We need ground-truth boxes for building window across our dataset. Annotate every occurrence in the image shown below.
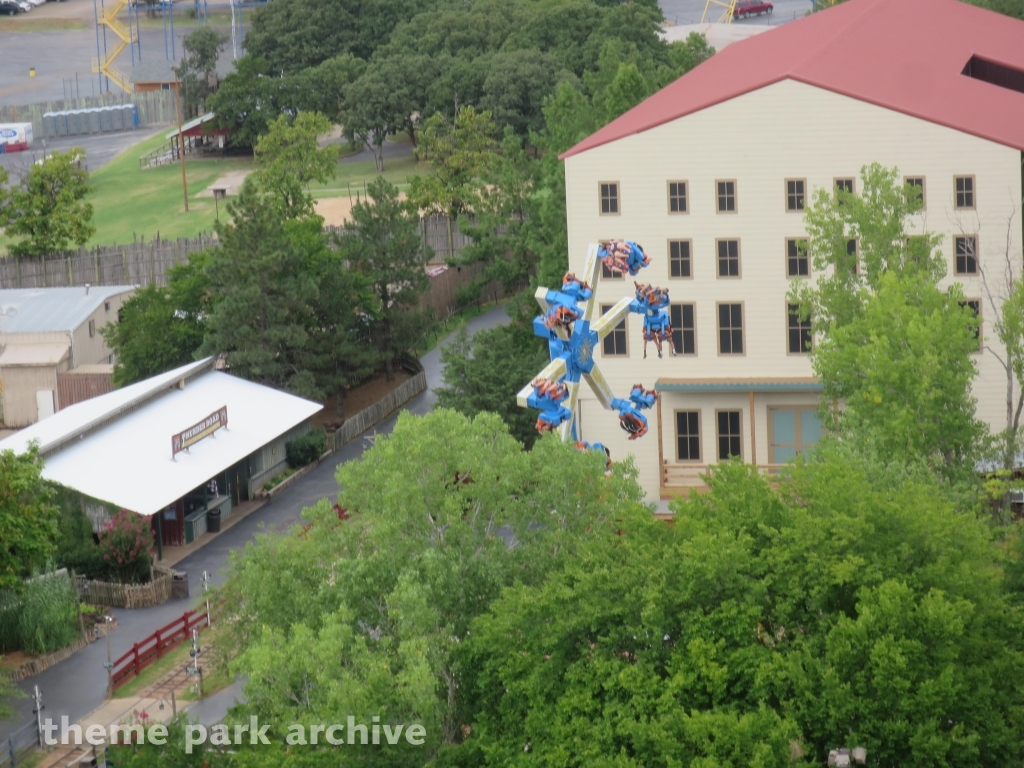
[955,176,975,209]
[787,303,812,354]
[104,301,111,312]
[787,238,809,277]
[961,299,982,351]
[676,410,701,462]
[88,319,96,338]
[669,240,692,278]
[717,239,740,278]
[668,181,688,214]
[601,303,627,356]
[716,180,736,213]
[600,242,623,279]
[786,179,806,211]
[769,407,822,464]
[835,178,854,195]
[601,262,624,279]
[718,302,744,355]
[954,235,978,275]
[670,303,696,355]
[599,182,619,215]
[905,176,926,209]
[846,239,859,275]
[716,410,742,460]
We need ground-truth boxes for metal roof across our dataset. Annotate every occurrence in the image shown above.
[0,359,323,516]
[0,286,135,335]
[166,112,215,140]
[563,0,1024,159]
[0,343,70,366]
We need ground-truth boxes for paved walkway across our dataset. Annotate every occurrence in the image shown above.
[0,304,511,743]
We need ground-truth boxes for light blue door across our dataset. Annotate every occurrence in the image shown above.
[770,407,822,464]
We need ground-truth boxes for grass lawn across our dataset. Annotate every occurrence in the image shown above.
[113,640,191,699]
[84,133,254,246]
[136,12,234,28]
[113,625,233,701]
[0,18,88,31]
[0,133,431,254]
[311,154,428,197]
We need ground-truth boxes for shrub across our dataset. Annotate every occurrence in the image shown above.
[98,510,153,584]
[18,570,79,655]
[286,429,325,468]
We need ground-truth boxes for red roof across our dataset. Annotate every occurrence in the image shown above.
[562,0,1024,159]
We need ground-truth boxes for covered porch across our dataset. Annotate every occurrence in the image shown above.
[655,377,826,498]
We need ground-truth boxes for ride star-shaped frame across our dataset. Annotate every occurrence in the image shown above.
[516,243,639,441]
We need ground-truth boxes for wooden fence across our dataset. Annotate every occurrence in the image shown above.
[332,357,427,451]
[76,565,175,609]
[110,607,211,693]
[57,371,114,410]
[0,234,217,289]
[0,90,179,142]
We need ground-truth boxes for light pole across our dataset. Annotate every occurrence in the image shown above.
[103,615,114,698]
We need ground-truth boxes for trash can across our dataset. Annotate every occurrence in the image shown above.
[207,508,221,533]
[171,571,189,599]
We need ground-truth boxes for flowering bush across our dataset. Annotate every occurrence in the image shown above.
[98,510,153,584]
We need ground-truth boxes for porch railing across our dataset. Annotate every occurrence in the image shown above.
[662,463,789,489]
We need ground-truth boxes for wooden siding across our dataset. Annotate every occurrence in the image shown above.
[564,79,1023,498]
[57,372,114,411]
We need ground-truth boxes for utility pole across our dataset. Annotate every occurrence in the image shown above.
[103,615,114,698]
[174,76,189,212]
[32,686,43,747]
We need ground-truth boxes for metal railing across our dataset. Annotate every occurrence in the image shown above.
[662,463,789,488]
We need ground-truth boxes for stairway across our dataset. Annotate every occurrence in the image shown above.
[92,0,137,94]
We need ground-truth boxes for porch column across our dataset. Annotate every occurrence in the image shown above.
[749,390,756,465]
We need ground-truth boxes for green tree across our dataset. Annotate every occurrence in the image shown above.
[467,450,1024,767]
[408,106,495,262]
[293,219,381,415]
[200,179,319,394]
[243,0,423,73]
[2,149,94,258]
[436,307,549,447]
[342,56,435,171]
[335,177,430,376]
[253,112,340,217]
[101,252,211,387]
[454,128,539,294]
[174,27,228,115]
[792,164,985,470]
[0,446,58,590]
[217,409,648,764]
[208,56,285,148]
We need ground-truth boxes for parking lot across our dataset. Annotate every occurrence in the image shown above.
[660,0,812,26]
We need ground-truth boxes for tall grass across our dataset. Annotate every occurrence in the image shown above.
[0,569,80,656]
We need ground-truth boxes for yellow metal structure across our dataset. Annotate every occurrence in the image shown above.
[701,0,738,23]
[92,0,136,93]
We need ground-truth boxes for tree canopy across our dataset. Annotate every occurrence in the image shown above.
[1,149,95,258]
[101,252,212,387]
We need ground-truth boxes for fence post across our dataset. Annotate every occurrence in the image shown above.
[133,642,140,679]
[8,735,15,766]
[155,628,162,659]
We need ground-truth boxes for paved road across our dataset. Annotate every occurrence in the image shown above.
[0,127,166,180]
[659,0,812,26]
[0,304,511,741]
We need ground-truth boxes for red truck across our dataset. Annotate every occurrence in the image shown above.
[734,0,773,17]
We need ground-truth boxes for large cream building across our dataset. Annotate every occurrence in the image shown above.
[560,0,1024,500]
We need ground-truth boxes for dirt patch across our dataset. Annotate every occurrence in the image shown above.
[314,191,409,227]
[0,650,32,670]
[197,169,251,198]
[312,368,413,432]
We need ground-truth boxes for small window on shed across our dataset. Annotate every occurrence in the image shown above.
[88,319,96,338]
